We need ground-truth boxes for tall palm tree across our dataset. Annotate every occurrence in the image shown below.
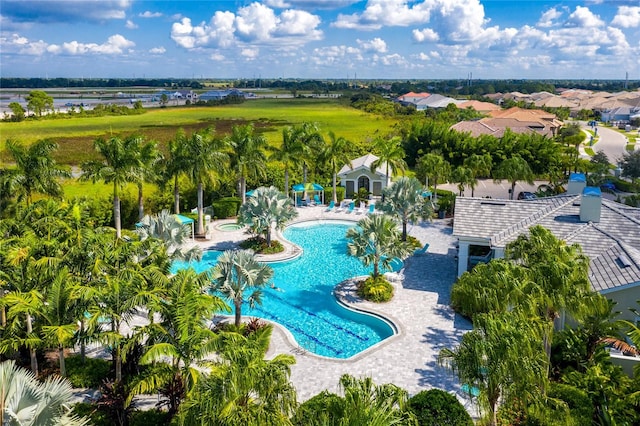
[130,136,161,221]
[320,131,352,204]
[463,154,493,197]
[227,124,268,204]
[0,360,89,426]
[380,177,433,242]
[211,249,273,328]
[269,126,302,195]
[451,166,474,196]
[184,129,228,235]
[2,139,70,206]
[370,136,407,187]
[128,268,229,415]
[291,122,324,192]
[346,215,412,278]
[163,129,192,215]
[237,186,298,247]
[178,327,297,426]
[415,153,451,201]
[493,156,534,200]
[81,136,142,239]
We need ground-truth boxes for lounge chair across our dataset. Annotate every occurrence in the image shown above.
[313,195,322,205]
[335,200,346,212]
[414,243,430,256]
[367,204,376,215]
[355,202,365,214]
[346,201,355,213]
[325,200,335,212]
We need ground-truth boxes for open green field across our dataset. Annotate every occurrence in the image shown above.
[1,98,398,165]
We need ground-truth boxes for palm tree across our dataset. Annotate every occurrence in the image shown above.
[130,136,161,221]
[128,268,229,415]
[338,374,415,426]
[320,132,352,204]
[464,154,493,197]
[0,360,89,426]
[163,129,192,215]
[292,122,324,192]
[370,136,407,187]
[227,124,268,204]
[2,139,70,206]
[184,129,228,235]
[269,126,302,194]
[380,177,432,241]
[211,249,274,328]
[415,153,451,201]
[346,215,413,278]
[136,209,202,261]
[451,166,474,196]
[178,327,297,426]
[81,136,142,239]
[237,186,298,247]
[493,156,534,200]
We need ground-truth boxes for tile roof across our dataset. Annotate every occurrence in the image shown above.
[337,153,387,177]
[457,100,502,112]
[453,195,640,292]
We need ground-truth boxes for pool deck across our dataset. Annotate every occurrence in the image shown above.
[196,205,473,403]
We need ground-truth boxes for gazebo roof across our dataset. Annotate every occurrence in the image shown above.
[338,153,388,177]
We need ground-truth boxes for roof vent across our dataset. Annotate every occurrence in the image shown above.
[567,173,587,195]
[580,186,601,223]
[480,201,506,206]
[617,255,632,268]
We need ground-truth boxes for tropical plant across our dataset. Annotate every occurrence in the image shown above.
[211,249,274,327]
[269,126,302,194]
[407,389,473,426]
[319,131,353,204]
[370,136,407,186]
[0,360,89,426]
[493,156,534,200]
[130,137,161,221]
[25,90,54,117]
[415,153,451,201]
[237,186,298,247]
[81,136,143,239]
[463,154,493,197]
[2,139,70,206]
[227,124,268,204]
[451,166,474,196]
[380,177,433,241]
[178,327,297,426]
[163,129,192,214]
[346,214,412,278]
[291,122,324,191]
[184,129,228,235]
[136,209,202,261]
[293,391,345,426]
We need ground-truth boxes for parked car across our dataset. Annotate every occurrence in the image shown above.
[600,182,616,192]
[517,191,537,200]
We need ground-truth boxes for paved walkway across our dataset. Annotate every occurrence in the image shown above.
[194,205,472,401]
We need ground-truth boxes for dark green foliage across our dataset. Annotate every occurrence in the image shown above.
[293,391,345,426]
[357,275,393,302]
[407,389,473,426]
[327,186,345,203]
[73,403,112,426]
[212,196,241,218]
[239,236,285,254]
[130,409,172,426]
[66,355,112,388]
[436,193,456,215]
[547,383,594,425]
[406,235,423,249]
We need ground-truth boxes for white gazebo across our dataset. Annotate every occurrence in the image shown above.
[337,153,390,198]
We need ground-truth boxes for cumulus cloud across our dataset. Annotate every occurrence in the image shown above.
[265,0,359,9]
[565,6,604,28]
[171,3,322,49]
[357,37,387,53]
[3,33,135,56]
[1,0,131,23]
[149,46,166,54]
[241,47,260,59]
[412,28,439,42]
[612,6,640,28]
[139,11,163,18]
[537,8,563,28]
[310,45,362,66]
[125,20,138,29]
[333,0,431,30]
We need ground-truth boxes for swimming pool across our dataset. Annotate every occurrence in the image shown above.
[172,221,396,358]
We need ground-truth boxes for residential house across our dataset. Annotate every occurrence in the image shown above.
[337,153,390,198]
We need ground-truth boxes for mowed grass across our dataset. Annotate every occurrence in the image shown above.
[0,98,398,165]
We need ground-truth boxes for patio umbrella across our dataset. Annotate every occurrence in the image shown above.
[246,189,255,197]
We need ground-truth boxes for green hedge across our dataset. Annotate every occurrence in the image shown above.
[358,275,393,302]
[212,197,242,219]
[66,355,112,388]
[326,186,345,203]
[408,389,473,426]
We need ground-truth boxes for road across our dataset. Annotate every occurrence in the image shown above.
[439,179,546,199]
[582,123,630,164]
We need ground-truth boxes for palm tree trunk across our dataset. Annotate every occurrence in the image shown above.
[26,313,38,376]
[80,319,86,364]
[58,346,66,377]
[240,176,246,204]
[510,182,516,200]
[284,168,290,196]
[333,173,338,203]
[138,183,144,221]
[115,347,122,383]
[197,182,204,235]
[402,220,407,242]
[1,306,6,327]
[174,176,180,214]
[114,183,122,239]
[266,226,272,247]
[234,300,242,328]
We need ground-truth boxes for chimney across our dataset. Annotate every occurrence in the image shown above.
[580,186,602,223]
[567,173,586,195]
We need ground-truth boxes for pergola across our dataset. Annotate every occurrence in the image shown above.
[291,183,324,206]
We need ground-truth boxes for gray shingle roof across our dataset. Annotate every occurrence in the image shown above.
[453,195,640,292]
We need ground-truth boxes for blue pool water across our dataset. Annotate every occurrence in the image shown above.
[172,221,396,358]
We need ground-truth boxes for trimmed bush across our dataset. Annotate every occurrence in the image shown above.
[408,389,473,426]
[326,186,346,203]
[239,236,285,254]
[292,390,345,426]
[66,355,112,388]
[357,275,393,302]
[212,197,242,219]
[406,235,423,249]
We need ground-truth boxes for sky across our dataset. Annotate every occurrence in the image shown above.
[1,0,639,80]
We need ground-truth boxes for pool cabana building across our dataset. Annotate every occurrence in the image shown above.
[338,153,390,198]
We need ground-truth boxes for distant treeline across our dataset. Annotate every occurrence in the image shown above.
[1,77,637,95]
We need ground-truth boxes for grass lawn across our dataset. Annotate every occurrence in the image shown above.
[1,98,398,165]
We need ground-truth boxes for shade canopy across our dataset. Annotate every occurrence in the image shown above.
[292,183,324,192]
[246,189,255,197]
[174,214,194,224]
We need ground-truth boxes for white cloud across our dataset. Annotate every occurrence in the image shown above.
[310,45,362,66]
[1,0,132,23]
[612,6,640,28]
[125,20,137,29]
[537,8,562,28]
[241,47,259,59]
[139,11,163,18]
[60,34,134,55]
[210,53,225,61]
[412,28,439,42]
[276,9,321,37]
[149,46,166,54]
[565,6,604,28]
[264,0,290,7]
[333,0,431,30]
[357,37,387,53]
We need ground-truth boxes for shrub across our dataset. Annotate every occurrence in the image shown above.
[326,186,345,203]
[292,390,345,426]
[406,235,423,249]
[408,389,473,426]
[357,275,393,302]
[212,196,242,218]
[239,236,285,254]
[546,383,593,425]
[130,409,172,426]
[66,355,112,388]
[72,403,111,426]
